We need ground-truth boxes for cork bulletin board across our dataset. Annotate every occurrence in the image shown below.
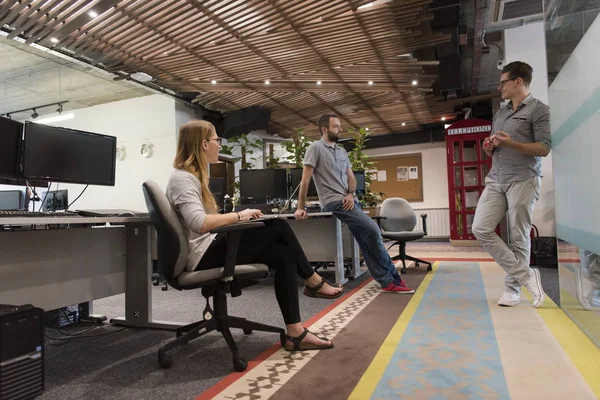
[369,153,424,202]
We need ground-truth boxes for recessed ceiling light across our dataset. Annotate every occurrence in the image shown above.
[264,80,270,85]
[368,81,373,85]
[412,80,418,85]
[88,10,98,18]
[50,37,59,43]
[441,117,446,121]
[402,122,406,126]
[211,80,217,84]
[365,128,369,131]
[316,81,322,85]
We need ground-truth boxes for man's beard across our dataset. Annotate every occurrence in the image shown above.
[326,131,339,142]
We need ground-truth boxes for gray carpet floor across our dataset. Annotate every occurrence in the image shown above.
[38,247,561,400]
[40,269,369,400]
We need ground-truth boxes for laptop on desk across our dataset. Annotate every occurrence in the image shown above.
[76,209,149,217]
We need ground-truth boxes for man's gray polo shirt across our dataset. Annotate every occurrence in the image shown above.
[488,93,551,183]
[303,138,351,207]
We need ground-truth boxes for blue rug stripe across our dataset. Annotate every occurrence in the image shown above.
[371,262,511,400]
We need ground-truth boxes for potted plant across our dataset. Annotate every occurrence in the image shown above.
[283,128,313,168]
[347,127,384,215]
[220,134,264,205]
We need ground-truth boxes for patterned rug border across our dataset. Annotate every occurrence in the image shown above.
[195,277,374,400]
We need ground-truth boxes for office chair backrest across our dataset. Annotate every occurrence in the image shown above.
[379,197,417,232]
[142,180,188,290]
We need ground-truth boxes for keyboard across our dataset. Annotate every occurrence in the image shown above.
[0,210,80,218]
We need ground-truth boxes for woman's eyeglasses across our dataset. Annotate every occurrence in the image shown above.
[207,137,223,145]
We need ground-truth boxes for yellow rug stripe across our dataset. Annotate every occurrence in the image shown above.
[524,288,600,397]
[348,262,438,400]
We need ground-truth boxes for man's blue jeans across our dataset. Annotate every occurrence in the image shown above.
[322,200,396,287]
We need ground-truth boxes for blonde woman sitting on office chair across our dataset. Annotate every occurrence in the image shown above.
[166,120,343,351]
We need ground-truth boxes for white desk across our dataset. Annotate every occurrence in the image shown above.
[0,216,180,331]
[263,212,366,285]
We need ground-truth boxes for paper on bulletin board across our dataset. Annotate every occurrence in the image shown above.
[409,166,419,180]
[397,166,408,181]
[369,169,378,180]
[377,170,387,182]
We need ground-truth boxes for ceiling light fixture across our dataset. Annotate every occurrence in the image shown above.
[368,81,373,85]
[316,81,322,85]
[34,112,74,124]
[365,128,369,131]
[211,80,217,84]
[131,71,153,82]
[50,37,59,43]
[88,10,98,18]
[441,117,446,121]
[402,122,406,126]
[412,80,418,85]
[264,80,270,85]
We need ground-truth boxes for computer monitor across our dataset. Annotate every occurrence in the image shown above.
[0,190,23,211]
[0,117,23,180]
[209,177,226,207]
[289,168,318,198]
[354,170,366,195]
[40,189,68,212]
[22,122,116,186]
[239,169,288,200]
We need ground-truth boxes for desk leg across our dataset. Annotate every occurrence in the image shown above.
[111,224,182,331]
[334,218,348,285]
[348,237,366,280]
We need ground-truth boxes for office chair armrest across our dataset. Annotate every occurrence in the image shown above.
[210,221,265,234]
[371,216,387,227]
[211,221,266,281]
[420,214,428,236]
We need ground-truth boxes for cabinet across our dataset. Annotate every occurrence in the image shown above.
[445,119,493,242]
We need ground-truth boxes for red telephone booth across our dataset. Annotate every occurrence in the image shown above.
[445,119,493,243]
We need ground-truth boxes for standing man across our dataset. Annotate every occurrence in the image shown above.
[472,61,551,308]
[294,114,414,294]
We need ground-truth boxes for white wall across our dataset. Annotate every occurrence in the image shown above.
[365,142,448,209]
[29,94,182,211]
[504,21,556,236]
[548,16,600,254]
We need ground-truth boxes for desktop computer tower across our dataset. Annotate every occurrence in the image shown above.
[0,304,44,400]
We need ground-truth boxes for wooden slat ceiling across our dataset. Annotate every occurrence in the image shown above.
[0,0,472,138]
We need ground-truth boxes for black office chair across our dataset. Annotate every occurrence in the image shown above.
[373,197,432,274]
[142,180,285,372]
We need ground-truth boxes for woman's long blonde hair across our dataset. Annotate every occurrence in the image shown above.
[173,120,218,214]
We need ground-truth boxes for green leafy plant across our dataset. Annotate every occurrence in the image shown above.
[283,128,313,168]
[347,127,384,207]
[220,134,263,170]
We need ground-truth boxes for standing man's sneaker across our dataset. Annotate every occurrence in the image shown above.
[381,282,415,294]
[523,268,546,308]
[498,292,521,307]
[576,270,600,310]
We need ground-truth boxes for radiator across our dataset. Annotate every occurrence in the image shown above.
[412,208,450,239]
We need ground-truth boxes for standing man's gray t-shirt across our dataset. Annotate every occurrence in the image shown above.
[303,138,351,208]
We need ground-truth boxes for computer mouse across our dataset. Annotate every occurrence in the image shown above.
[118,212,136,217]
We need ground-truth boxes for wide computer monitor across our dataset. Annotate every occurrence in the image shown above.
[0,117,23,180]
[289,168,318,198]
[22,122,117,186]
[239,169,288,200]
[40,189,68,212]
[0,190,24,211]
[354,170,366,195]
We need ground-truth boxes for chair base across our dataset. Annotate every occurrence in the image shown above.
[157,288,285,372]
[389,241,432,274]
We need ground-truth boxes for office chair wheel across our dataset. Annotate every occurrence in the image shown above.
[233,357,248,372]
[427,265,433,272]
[280,332,286,348]
[415,262,420,268]
[401,267,407,274]
[243,329,253,335]
[158,352,173,369]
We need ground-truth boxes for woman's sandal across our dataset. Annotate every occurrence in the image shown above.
[303,278,344,299]
[284,328,334,351]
